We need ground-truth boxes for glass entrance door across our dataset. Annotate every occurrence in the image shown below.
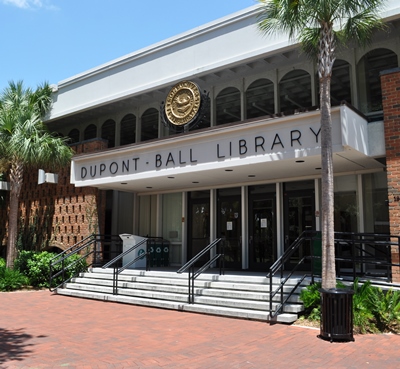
[249,185,276,270]
[217,188,241,269]
[283,180,315,269]
[187,191,210,265]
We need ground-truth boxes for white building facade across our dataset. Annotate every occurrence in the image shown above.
[46,2,400,273]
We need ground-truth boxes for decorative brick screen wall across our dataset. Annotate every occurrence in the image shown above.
[0,139,107,255]
[381,67,400,283]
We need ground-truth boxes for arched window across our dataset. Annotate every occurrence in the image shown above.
[141,108,159,142]
[101,119,116,148]
[357,48,398,114]
[84,124,97,140]
[246,79,274,119]
[279,70,312,113]
[216,87,241,125]
[68,129,80,144]
[331,59,352,106]
[120,114,136,146]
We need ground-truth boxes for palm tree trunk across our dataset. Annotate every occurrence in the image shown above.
[319,22,336,289]
[6,161,23,269]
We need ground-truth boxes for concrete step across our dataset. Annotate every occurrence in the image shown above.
[65,280,302,313]
[71,276,302,303]
[57,268,306,323]
[56,288,298,324]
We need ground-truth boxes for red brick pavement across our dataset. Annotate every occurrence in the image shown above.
[0,290,399,368]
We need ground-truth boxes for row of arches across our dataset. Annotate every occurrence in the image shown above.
[68,48,398,148]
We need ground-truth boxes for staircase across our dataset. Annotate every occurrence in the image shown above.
[55,268,307,323]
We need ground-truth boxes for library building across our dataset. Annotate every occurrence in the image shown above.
[1,1,400,288]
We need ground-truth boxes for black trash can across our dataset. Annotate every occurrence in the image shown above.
[319,288,354,342]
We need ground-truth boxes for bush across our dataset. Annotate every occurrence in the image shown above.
[299,279,400,334]
[300,282,321,321]
[0,257,29,291]
[368,286,400,333]
[15,251,88,289]
[352,279,377,333]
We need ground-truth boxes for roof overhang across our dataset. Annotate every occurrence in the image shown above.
[70,106,384,195]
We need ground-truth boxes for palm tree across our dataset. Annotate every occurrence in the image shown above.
[0,81,73,269]
[257,0,386,289]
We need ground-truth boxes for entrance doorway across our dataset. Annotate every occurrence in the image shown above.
[187,191,210,264]
[248,184,276,270]
[217,188,241,269]
[283,180,315,269]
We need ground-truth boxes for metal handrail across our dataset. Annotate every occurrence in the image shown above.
[268,231,318,318]
[177,238,223,304]
[268,231,400,319]
[102,238,149,295]
[49,234,122,292]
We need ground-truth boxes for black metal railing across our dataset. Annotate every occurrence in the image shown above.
[177,238,223,304]
[102,238,149,295]
[49,234,123,292]
[267,230,318,319]
[268,231,400,319]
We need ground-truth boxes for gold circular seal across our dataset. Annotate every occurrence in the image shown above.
[165,81,201,126]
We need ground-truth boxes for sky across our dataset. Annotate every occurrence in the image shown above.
[0,0,256,90]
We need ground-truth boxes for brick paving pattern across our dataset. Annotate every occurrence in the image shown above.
[0,290,399,368]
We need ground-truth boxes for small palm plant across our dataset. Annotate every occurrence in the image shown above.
[368,287,400,333]
[352,279,376,333]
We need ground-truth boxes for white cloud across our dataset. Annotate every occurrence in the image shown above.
[1,0,47,9]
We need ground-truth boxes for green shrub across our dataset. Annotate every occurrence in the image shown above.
[299,279,400,334]
[368,287,400,333]
[0,258,29,291]
[300,282,322,320]
[14,250,36,274]
[352,279,377,333]
[15,251,88,289]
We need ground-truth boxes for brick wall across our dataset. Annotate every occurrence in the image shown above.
[381,67,400,283]
[0,139,107,255]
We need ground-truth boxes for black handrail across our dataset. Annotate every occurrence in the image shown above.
[102,238,149,295]
[49,234,123,292]
[268,230,318,318]
[177,238,223,304]
[268,231,400,319]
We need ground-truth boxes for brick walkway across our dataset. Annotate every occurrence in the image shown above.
[0,290,399,368]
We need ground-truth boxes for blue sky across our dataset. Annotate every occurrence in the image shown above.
[0,0,255,90]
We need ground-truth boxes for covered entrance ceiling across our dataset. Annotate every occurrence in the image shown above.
[71,106,384,195]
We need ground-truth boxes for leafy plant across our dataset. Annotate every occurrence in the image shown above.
[0,257,29,291]
[351,279,376,334]
[14,251,88,288]
[368,287,400,333]
[299,279,400,334]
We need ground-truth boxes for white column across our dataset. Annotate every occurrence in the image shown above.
[242,186,248,269]
[357,174,364,233]
[181,192,187,264]
[314,178,321,232]
[276,182,283,258]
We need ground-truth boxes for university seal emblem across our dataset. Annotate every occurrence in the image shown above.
[164,81,201,126]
